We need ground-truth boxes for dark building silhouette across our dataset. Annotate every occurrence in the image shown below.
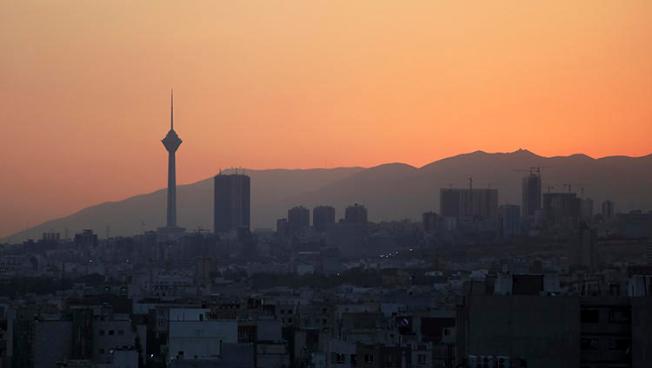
[499,204,521,238]
[74,229,98,248]
[521,170,542,218]
[214,173,251,234]
[159,90,185,235]
[543,192,581,229]
[288,206,310,234]
[572,222,597,270]
[422,211,439,233]
[601,200,615,219]
[312,206,335,232]
[581,197,594,222]
[344,203,368,224]
[440,188,498,220]
[276,218,289,236]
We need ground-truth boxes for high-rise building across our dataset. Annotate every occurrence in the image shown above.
[422,211,439,233]
[601,200,615,219]
[344,203,368,224]
[521,171,542,218]
[276,218,289,236]
[542,192,581,229]
[499,204,521,239]
[214,173,251,234]
[440,188,498,220]
[159,90,185,235]
[288,206,310,234]
[572,222,597,270]
[580,198,594,221]
[313,206,335,232]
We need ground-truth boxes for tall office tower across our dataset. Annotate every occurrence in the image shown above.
[214,173,251,234]
[521,170,542,218]
[287,206,310,234]
[499,204,521,239]
[572,222,597,270]
[542,192,581,229]
[439,188,499,220]
[160,90,184,233]
[344,203,368,224]
[313,205,336,232]
[422,211,439,233]
[601,200,615,219]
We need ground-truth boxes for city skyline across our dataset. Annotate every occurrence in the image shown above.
[2,3,652,366]
[2,1,652,240]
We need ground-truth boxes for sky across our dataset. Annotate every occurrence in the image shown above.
[1,0,651,238]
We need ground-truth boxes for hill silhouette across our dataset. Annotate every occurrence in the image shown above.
[4,150,652,243]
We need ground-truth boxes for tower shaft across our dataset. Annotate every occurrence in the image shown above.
[167,150,177,227]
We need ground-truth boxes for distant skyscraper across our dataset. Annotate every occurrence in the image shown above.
[440,188,498,220]
[214,173,251,234]
[313,206,335,232]
[160,90,184,234]
[288,206,310,234]
[601,200,615,219]
[521,170,542,218]
[581,198,594,222]
[276,218,289,236]
[542,192,581,229]
[499,204,521,239]
[422,211,439,233]
[344,203,368,224]
[572,222,597,270]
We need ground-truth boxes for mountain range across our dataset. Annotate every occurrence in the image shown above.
[4,149,652,243]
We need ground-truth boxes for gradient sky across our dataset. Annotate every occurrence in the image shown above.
[1,0,651,237]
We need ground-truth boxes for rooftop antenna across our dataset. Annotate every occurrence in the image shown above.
[170,89,174,130]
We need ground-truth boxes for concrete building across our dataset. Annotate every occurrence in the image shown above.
[601,200,615,219]
[457,293,652,368]
[440,188,498,221]
[581,198,594,222]
[572,223,598,271]
[214,173,251,234]
[287,206,310,235]
[542,192,581,229]
[422,211,439,233]
[521,170,542,219]
[313,206,336,232]
[498,204,521,239]
[167,308,238,360]
[344,203,368,225]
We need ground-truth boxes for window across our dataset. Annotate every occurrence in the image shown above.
[581,309,599,323]
[118,330,124,336]
[364,353,374,363]
[99,330,105,336]
[417,354,427,364]
[608,307,631,323]
[108,330,115,335]
[608,338,631,351]
[333,353,345,364]
[351,354,357,366]
[581,338,599,351]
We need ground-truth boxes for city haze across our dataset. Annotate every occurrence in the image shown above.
[2,0,652,236]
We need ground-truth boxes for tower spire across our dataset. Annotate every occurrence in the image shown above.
[170,89,174,130]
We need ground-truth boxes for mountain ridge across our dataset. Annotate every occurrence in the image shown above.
[4,150,652,243]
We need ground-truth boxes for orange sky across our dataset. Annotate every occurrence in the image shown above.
[1,0,651,238]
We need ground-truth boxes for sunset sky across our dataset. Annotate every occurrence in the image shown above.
[1,0,651,237]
